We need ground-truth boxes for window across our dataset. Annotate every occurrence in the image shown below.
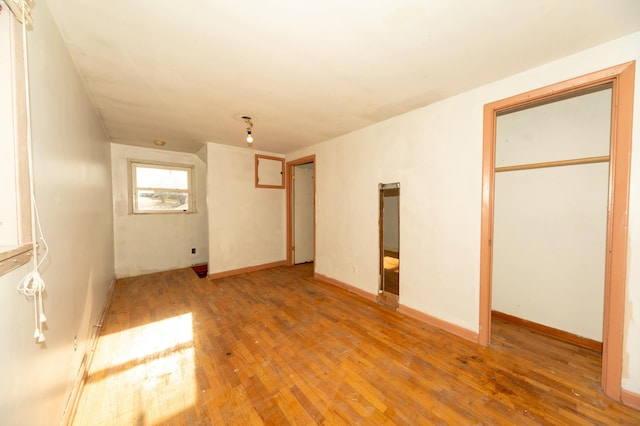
[129,161,195,214]
[0,3,32,276]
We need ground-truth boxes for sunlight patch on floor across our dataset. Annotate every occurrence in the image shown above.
[75,313,197,425]
[95,313,194,370]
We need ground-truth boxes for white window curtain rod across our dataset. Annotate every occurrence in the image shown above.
[3,0,32,25]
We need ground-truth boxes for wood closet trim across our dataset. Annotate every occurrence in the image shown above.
[495,155,610,173]
[255,154,285,189]
[479,61,635,402]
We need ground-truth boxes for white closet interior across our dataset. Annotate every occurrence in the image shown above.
[492,85,612,342]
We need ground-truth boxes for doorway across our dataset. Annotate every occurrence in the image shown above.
[479,62,635,400]
[491,85,611,347]
[286,156,316,267]
[378,183,400,310]
[292,163,314,264]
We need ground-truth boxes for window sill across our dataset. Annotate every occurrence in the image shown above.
[131,210,197,215]
[0,244,32,277]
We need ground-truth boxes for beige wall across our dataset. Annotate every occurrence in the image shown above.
[286,32,640,394]
[111,144,208,278]
[207,143,285,273]
[0,1,115,424]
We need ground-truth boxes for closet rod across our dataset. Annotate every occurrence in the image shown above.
[495,155,609,173]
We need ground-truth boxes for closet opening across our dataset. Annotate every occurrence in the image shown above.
[479,62,635,401]
[491,83,612,353]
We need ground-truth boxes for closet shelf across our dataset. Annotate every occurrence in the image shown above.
[495,155,610,173]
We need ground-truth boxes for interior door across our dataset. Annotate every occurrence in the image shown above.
[293,163,314,264]
[378,183,400,310]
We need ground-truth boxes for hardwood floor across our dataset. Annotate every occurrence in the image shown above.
[71,264,640,425]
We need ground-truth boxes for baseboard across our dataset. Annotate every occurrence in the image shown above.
[621,389,640,410]
[492,310,603,351]
[208,260,287,280]
[399,304,478,343]
[313,273,478,343]
[313,273,377,303]
[60,275,117,425]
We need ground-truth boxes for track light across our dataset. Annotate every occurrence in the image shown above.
[242,116,254,146]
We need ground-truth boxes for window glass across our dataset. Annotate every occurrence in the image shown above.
[130,161,194,213]
[136,167,188,189]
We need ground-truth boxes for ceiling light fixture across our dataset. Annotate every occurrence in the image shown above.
[242,116,254,145]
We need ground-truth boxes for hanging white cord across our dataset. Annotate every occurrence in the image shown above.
[14,0,48,343]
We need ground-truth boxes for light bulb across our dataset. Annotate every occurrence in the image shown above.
[246,131,253,144]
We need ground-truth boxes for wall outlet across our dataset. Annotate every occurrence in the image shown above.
[74,335,78,352]
[191,248,196,254]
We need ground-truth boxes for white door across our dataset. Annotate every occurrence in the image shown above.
[293,163,314,264]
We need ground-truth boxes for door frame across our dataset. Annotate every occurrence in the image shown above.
[286,155,316,266]
[479,61,635,400]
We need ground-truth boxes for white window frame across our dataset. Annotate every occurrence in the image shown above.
[0,3,32,277]
[129,160,196,214]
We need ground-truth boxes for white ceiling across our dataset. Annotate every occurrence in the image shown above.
[45,0,640,154]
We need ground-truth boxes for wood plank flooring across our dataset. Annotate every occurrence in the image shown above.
[71,264,640,425]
